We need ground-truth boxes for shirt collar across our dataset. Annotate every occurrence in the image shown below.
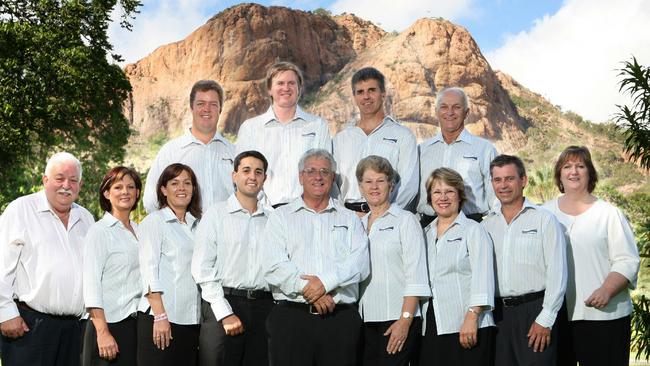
[429,211,468,233]
[427,128,474,146]
[179,128,228,148]
[354,115,398,135]
[161,206,197,226]
[101,211,120,227]
[262,105,309,125]
[36,190,84,226]
[289,196,337,214]
[361,203,399,226]
[487,197,537,219]
[226,193,266,216]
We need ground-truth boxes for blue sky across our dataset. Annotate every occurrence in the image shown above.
[109,0,650,123]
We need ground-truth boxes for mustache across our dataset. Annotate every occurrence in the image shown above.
[56,188,74,195]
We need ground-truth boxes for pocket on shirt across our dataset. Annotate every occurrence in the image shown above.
[374,139,399,164]
[301,132,317,150]
[331,225,350,259]
[517,231,543,263]
[458,156,481,182]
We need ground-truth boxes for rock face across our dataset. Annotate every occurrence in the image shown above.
[124,3,526,152]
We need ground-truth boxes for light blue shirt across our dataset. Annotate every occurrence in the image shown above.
[424,212,495,335]
[236,106,332,206]
[334,116,419,209]
[143,129,235,213]
[481,199,567,328]
[192,194,271,321]
[83,212,141,323]
[264,198,369,304]
[359,205,430,322]
[138,207,201,325]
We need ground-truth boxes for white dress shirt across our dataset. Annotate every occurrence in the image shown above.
[358,205,430,322]
[481,199,567,328]
[236,106,332,206]
[192,194,271,321]
[418,129,497,216]
[333,117,419,209]
[83,212,141,323]
[138,207,201,325]
[0,191,94,321]
[424,212,495,335]
[264,198,369,304]
[143,129,235,213]
[543,198,639,321]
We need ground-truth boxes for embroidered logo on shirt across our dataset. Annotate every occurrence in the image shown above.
[332,225,348,230]
[462,155,478,160]
[221,158,234,163]
[379,226,394,231]
[383,138,398,143]
[302,132,316,137]
[522,229,538,234]
[447,237,462,243]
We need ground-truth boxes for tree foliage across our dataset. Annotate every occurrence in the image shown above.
[0,0,140,214]
[615,57,650,170]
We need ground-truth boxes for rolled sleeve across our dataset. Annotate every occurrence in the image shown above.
[138,217,165,294]
[467,224,495,309]
[401,214,431,298]
[608,208,640,288]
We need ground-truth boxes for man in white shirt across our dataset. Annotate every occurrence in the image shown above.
[236,61,332,208]
[192,150,272,366]
[143,80,235,213]
[481,154,567,366]
[418,87,497,226]
[0,152,95,366]
[333,67,418,214]
[264,149,369,365]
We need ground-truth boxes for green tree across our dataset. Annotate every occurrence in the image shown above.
[615,57,650,170]
[524,165,557,204]
[0,0,140,214]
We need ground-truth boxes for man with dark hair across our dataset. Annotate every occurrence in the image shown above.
[143,79,235,213]
[334,66,418,214]
[418,87,497,226]
[192,150,272,366]
[0,152,95,366]
[481,154,567,366]
[237,61,331,208]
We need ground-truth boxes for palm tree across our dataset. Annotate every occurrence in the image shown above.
[524,165,557,204]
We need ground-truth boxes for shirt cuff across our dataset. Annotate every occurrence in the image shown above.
[535,308,557,328]
[210,298,233,322]
[84,297,104,310]
[318,273,339,294]
[469,293,494,309]
[610,266,638,289]
[0,303,21,323]
[403,284,431,297]
[295,278,309,295]
[146,280,164,293]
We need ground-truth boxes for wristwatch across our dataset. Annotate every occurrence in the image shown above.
[401,311,413,319]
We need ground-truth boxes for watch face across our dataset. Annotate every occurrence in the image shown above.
[402,311,412,319]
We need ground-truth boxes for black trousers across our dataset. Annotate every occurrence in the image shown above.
[493,297,558,366]
[419,302,494,366]
[266,303,362,366]
[198,296,274,366]
[362,318,422,366]
[81,316,137,366]
[136,312,199,366]
[0,305,83,366]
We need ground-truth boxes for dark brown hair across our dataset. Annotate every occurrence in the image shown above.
[189,80,225,108]
[156,163,202,219]
[554,146,598,193]
[98,166,142,212]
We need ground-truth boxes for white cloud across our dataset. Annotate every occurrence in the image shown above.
[487,0,650,122]
[328,0,473,31]
[108,0,211,65]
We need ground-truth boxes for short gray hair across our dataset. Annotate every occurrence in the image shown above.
[435,87,469,112]
[298,149,337,172]
[45,152,82,180]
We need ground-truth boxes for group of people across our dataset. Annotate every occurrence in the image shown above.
[0,61,640,366]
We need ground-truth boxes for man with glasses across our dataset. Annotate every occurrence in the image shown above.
[264,149,369,365]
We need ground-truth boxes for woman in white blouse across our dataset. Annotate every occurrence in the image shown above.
[356,155,430,366]
[419,167,495,365]
[136,163,202,365]
[543,146,639,366]
[83,167,142,366]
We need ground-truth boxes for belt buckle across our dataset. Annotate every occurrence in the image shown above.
[360,202,369,213]
[502,297,516,307]
[246,290,256,300]
[308,305,319,315]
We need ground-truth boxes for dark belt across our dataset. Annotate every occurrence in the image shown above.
[15,301,80,320]
[344,202,370,213]
[275,300,357,315]
[497,290,545,307]
[223,287,273,300]
[271,203,288,209]
[420,212,483,228]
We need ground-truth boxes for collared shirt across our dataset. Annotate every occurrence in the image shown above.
[137,207,201,325]
[481,198,567,328]
[0,191,94,321]
[543,198,639,321]
[143,129,235,213]
[236,106,332,206]
[83,212,141,323]
[358,205,430,322]
[418,129,497,216]
[424,212,495,335]
[263,198,369,304]
[192,194,271,321]
[333,116,419,209]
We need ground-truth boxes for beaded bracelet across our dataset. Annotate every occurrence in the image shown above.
[153,313,168,322]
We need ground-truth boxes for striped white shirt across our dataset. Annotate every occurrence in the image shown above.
[263,198,369,304]
[543,198,639,321]
[333,117,419,209]
[0,191,94,321]
[137,207,201,325]
[236,106,332,206]
[143,129,235,213]
[481,199,567,328]
[192,194,271,321]
[83,212,141,323]
[424,212,495,335]
[359,205,430,322]
[418,129,497,216]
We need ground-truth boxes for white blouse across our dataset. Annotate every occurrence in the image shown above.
[543,198,639,321]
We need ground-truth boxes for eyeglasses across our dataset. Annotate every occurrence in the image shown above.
[302,168,333,177]
[431,189,458,199]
